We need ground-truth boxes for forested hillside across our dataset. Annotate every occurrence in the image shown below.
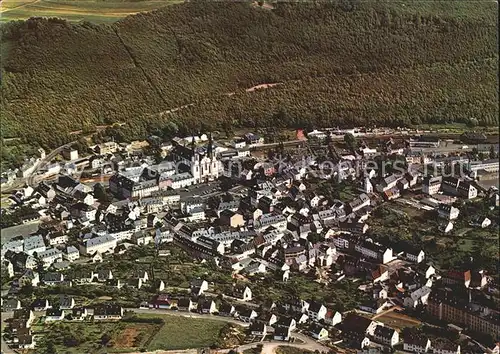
[0,0,498,151]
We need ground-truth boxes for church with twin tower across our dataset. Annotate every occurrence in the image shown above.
[172,132,221,184]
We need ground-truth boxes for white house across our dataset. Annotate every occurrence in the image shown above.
[324,310,342,326]
[403,333,431,353]
[309,324,329,340]
[233,285,252,301]
[307,301,327,321]
[64,246,80,262]
[45,308,65,322]
[47,233,68,246]
[37,248,63,268]
[238,308,257,323]
[373,325,399,347]
[24,235,46,256]
[403,286,432,308]
[200,299,217,314]
[438,204,460,220]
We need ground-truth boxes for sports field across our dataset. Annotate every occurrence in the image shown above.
[0,0,181,23]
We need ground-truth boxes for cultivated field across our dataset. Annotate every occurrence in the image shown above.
[0,0,181,23]
[375,311,421,331]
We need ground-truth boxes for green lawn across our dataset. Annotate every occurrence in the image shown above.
[140,314,226,351]
[0,0,182,23]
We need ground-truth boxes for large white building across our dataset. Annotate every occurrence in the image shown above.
[23,235,46,256]
[80,235,117,255]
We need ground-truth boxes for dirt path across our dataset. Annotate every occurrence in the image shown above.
[0,0,40,13]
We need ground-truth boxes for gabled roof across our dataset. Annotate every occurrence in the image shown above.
[374,325,396,339]
[341,313,373,334]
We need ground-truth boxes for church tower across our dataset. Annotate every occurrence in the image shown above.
[191,134,201,183]
[364,176,373,194]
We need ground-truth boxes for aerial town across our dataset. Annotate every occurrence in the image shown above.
[1,127,499,354]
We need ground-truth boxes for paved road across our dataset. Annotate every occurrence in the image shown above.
[27,141,76,187]
[231,332,330,354]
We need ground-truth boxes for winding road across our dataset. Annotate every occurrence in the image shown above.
[26,141,76,188]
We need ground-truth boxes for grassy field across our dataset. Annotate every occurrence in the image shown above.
[0,0,182,23]
[139,314,227,351]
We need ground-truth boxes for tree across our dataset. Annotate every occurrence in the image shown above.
[307,232,324,244]
[489,145,497,159]
[101,333,112,346]
[343,133,356,151]
[93,183,110,203]
[44,339,56,354]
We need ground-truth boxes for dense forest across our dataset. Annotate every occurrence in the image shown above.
[0,0,498,156]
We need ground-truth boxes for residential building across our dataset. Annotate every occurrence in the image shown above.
[307,301,327,322]
[422,176,442,195]
[249,322,267,336]
[309,323,329,340]
[437,204,460,221]
[426,288,500,340]
[373,325,399,347]
[232,285,252,301]
[274,326,291,341]
[64,246,80,262]
[80,235,117,255]
[403,332,431,353]
[45,308,65,322]
[93,304,123,321]
[23,235,46,256]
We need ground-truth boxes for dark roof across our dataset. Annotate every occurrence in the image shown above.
[249,322,265,332]
[190,278,206,288]
[219,302,234,314]
[308,301,324,313]
[46,308,63,317]
[432,338,459,351]
[309,322,327,335]
[43,272,63,282]
[31,299,48,309]
[177,298,192,308]
[403,332,429,347]
[72,307,86,316]
[239,308,256,317]
[341,313,372,334]
[374,325,396,339]
[276,316,294,327]
[13,309,31,320]
[274,326,291,337]
[94,304,122,316]
[17,334,34,345]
